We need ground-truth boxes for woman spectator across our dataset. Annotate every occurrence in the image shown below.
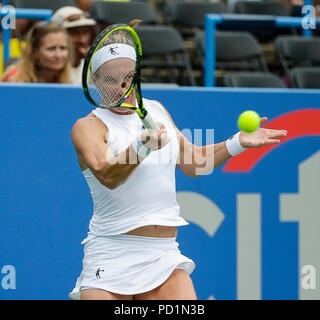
[2,21,73,83]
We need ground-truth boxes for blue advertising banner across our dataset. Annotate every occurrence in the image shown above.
[0,84,319,300]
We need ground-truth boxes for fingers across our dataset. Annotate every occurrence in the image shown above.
[264,139,281,145]
[260,129,287,146]
[157,123,169,146]
[260,117,268,125]
[157,122,165,130]
[266,129,288,139]
[259,117,288,137]
[159,129,170,146]
[141,122,170,151]
[241,126,288,148]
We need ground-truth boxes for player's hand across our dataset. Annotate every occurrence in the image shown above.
[239,117,288,148]
[141,122,170,151]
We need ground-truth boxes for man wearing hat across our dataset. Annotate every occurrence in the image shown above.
[52,6,96,84]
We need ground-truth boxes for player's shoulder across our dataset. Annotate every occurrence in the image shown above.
[72,113,107,136]
[146,98,165,109]
[144,98,168,115]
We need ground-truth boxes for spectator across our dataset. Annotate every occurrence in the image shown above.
[1,22,73,83]
[52,6,96,84]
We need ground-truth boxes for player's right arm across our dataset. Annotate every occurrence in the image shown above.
[71,116,168,189]
[71,116,142,189]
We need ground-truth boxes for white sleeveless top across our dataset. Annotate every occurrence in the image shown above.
[82,98,188,241]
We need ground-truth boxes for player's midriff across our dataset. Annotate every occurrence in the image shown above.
[123,225,177,238]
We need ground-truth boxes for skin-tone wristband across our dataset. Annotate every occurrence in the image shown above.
[132,135,151,158]
[225,132,246,156]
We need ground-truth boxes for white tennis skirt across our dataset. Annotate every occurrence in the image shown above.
[68,234,195,300]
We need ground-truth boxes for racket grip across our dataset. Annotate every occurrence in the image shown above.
[142,113,159,130]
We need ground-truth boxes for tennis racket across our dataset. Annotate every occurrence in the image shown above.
[82,23,158,130]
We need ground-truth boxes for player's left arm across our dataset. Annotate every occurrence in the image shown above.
[152,101,232,177]
[153,101,287,177]
[173,123,232,177]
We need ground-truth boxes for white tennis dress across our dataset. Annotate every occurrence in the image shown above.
[69,99,195,299]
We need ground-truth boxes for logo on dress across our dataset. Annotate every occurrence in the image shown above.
[96,268,104,279]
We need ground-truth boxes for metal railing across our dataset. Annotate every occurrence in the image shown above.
[204,13,320,87]
[0,4,52,63]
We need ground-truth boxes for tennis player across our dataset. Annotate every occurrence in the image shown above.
[69,29,287,302]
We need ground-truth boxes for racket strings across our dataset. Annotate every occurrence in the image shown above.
[87,29,137,108]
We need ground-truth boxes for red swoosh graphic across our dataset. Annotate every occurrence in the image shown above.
[223,109,320,172]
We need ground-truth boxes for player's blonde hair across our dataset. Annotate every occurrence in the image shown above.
[99,19,142,48]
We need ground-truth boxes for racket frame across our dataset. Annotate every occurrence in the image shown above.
[82,24,157,129]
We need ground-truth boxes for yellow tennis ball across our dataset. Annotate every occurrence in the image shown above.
[237,110,260,133]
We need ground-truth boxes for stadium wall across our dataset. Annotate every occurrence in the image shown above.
[0,84,319,300]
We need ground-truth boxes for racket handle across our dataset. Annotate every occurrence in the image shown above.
[142,112,159,130]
